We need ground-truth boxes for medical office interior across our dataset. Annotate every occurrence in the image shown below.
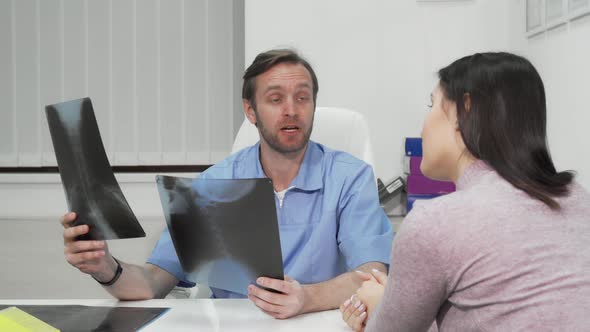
[0,0,589,306]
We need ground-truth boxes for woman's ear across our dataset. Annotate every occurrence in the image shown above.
[462,93,471,113]
[441,98,461,130]
[455,93,472,130]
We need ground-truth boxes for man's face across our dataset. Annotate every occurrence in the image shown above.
[245,63,315,154]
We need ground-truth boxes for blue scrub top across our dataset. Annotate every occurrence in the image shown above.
[147,141,394,298]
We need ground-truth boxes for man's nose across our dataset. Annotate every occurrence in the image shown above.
[282,98,297,117]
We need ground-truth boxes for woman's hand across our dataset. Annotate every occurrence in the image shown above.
[356,269,388,315]
[340,294,367,331]
[340,269,389,331]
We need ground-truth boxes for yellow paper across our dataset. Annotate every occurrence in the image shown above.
[0,307,59,332]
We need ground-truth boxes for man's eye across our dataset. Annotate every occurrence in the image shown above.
[271,98,281,103]
[298,96,309,102]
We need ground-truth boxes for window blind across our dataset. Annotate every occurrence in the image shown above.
[0,0,244,167]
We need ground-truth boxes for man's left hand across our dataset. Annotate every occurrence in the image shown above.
[247,275,305,319]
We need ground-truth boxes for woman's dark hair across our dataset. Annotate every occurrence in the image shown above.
[438,52,574,209]
[242,49,319,111]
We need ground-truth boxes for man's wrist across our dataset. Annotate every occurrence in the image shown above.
[92,256,121,285]
[300,284,317,314]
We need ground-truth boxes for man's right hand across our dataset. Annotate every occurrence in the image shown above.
[61,212,117,283]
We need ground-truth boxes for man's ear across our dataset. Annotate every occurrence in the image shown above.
[243,99,257,126]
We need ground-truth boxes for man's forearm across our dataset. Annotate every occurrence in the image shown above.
[301,262,387,314]
[93,258,174,300]
[100,262,157,300]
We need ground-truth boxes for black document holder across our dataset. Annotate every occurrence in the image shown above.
[156,175,284,294]
[45,97,145,240]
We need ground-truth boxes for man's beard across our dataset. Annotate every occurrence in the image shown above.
[255,113,314,154]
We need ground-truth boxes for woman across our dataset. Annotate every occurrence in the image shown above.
[341,52,590,331]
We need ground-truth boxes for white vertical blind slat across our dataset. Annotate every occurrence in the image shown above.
[156,0,162,164]
[208,0,234,163]
[15,0,40,166]
[132,0,138,166]
[107,0,113,162]
[63,0,86,100]
[0,0,16,165]
[160,0,184,165]
[39,0,62,166]
[185,0,210,164]
[61,0,86,164]
[36,0,42,166]
[111,0,136,165]
[136,0,160,164]
[88,0,111,161]
[231,0,245,137]
[180,0,187,164]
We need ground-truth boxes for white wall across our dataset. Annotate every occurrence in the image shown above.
[245,0,589,190]
[517,6,590,189]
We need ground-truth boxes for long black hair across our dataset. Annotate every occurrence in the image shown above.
[438,52,574,209]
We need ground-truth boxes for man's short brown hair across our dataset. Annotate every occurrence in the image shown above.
[242,49,319,110]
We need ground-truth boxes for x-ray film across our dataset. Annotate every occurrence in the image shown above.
[156,175,284,295]
[45,98,145,240]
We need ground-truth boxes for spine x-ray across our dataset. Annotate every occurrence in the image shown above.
[45,97,145,240]
[156,175,284,295]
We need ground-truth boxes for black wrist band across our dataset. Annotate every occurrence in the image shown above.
[92,257,122,286]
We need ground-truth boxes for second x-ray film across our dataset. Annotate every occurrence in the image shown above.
[156,175,284,295]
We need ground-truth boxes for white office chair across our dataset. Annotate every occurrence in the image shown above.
[231,107,375,167]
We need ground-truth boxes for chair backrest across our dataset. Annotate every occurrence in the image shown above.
[231,107,375,167]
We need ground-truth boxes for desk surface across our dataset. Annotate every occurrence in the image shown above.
[0,299,349,331]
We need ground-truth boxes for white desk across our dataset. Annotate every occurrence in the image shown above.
[0,299,350,331]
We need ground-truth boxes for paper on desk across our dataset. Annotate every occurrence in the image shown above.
[156,175,284,295]
[45,98,145,240]
[0,306,59,332]
[0,305,168,332]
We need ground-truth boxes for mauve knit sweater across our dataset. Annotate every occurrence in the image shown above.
[366,161,590,332]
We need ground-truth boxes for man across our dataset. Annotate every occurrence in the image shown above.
[61,49,394,319]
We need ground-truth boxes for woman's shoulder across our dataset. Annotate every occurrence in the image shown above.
[558,181,590,213]
[397,193,464,244]
[404,190,474,226]
[396,186,499,254]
